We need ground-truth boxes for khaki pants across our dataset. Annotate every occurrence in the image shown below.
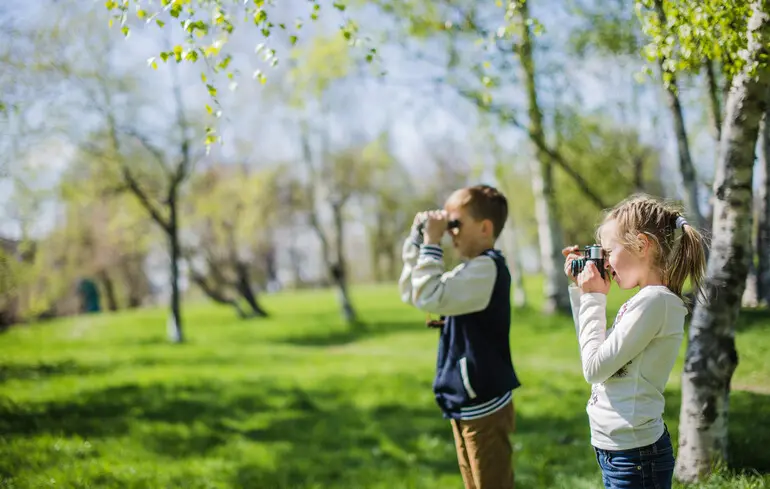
[450,400,515,489]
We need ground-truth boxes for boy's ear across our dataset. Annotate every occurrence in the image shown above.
[482,218,494,237]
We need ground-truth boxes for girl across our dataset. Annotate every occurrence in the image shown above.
[563,194,707,489]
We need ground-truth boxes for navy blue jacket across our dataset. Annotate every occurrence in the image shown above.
[432,249,521,418]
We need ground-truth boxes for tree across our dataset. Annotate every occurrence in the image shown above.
[58,159,156,313]
[84,67,200,343]
[359,132,415,282]
[638,0,707,229]
[371,0,616,312]
[674,0,770,481]
[553,112,665,247]
[299,122,377,326]
[758,104,770,304]
[183,163,292,318]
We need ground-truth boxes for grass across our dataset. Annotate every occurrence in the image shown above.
[0,277,768,488]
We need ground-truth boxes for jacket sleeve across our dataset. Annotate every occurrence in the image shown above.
[409,245,497,317]
[398,226,423,305]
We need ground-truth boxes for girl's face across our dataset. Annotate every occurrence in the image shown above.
[599,220,650,290]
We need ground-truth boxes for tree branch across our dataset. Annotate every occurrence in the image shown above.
[454,87,609,209]
[704,58,722,142]
[121,164,172,234]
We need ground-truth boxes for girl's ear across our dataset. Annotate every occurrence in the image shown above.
[636,233,650,256]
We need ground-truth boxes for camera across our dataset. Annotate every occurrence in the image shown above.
[570,244,606,279]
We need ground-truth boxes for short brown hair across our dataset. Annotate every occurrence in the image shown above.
[445,184,508,238]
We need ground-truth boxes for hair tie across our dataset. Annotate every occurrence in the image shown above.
[675,216,688,230]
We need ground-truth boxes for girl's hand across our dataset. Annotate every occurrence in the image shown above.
[578,261,611,294]
[562,245,581,285]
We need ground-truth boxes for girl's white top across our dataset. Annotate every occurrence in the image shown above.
[568,284,686,450]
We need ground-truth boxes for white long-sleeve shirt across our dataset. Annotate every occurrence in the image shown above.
[568,284,686,450]
[398,232,497,316]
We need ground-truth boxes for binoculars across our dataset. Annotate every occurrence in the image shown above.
[415,218,461,233]
[570,244,606,279]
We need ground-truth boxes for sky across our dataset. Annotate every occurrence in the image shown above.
[0,0,728,244]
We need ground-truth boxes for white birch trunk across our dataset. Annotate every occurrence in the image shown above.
[675,2,770,482]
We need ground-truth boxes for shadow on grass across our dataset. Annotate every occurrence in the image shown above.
[0,379,464,486]
[735,307,770,333]
[274,320,425,347]
[2,377,767,487]
[0,378,597,488]
[0,360,112,384]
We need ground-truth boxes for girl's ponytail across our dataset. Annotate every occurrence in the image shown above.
[665,216,707,305]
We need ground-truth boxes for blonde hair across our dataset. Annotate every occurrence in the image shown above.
[597,194,708,304]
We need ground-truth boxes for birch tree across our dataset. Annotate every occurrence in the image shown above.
[668,1,770,481]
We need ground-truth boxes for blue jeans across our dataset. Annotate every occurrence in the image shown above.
[593,428,675,489]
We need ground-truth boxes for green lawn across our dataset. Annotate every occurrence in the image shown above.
[0,279,768,488]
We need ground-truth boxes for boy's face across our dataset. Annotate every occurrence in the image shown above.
[444,204,495,259]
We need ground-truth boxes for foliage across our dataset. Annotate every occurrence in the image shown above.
[568,0,643,58]
[554,113,665,246]
[635,0,752,86]
[104,0,377,118]
[184,163,295,290]
[0,282,768,487]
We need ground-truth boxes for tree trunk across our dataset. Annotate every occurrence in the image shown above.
[121,255,147,308]
[517,0,569,314]
[188,266,247,318]
[742,247,759,307]
[675,3,770,481]
[660,67,705,228]
[97,270,119,312]
[503,226,527,308]
[758,107,770,304]
[331,201,359,326]
[234,261,269,317]
[167,198,183,343]
[654,0,706,230]
[288,245,305,288]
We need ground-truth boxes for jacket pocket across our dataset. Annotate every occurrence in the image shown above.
[459,357,477,399]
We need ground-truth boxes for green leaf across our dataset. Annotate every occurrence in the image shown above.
[290,35,298,45]
[105,0,117,10]
[207,84,217,97]
[160,51,170,62]
[254,10,267,24]
[121,26,130,37]
[156,19,165,28]
[201,73,207,83]
[333,2,346,11]
[136,8,146,19]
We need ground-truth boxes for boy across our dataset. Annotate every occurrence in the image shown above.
[399,184,520,489]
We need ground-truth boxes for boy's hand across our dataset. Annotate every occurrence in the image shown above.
[577,261,611,294]
[562,245,581,285]
[423,210,447,245]
[413,211,427,228]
